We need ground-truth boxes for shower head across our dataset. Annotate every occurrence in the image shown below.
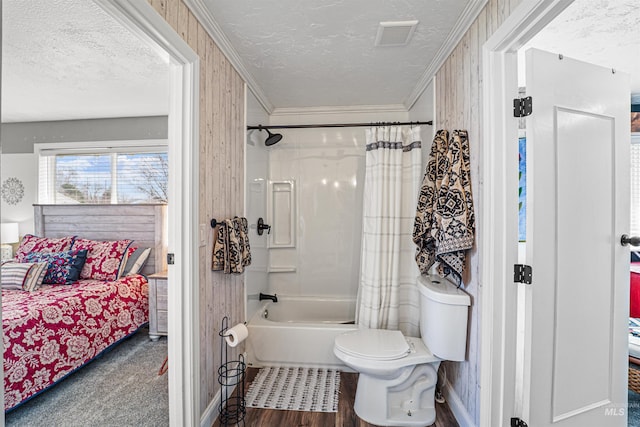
[259,126,283,146]
[264,129,283,146]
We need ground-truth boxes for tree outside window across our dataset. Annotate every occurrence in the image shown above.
[54,152,168,204]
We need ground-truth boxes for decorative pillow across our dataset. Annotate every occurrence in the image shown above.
[24,249,88,285]
[123,247,151,276]
[72,239,132,281]
[1,263,34,290]
[15,235,76,262]
[118,245,138,278]
[22,262,49,291]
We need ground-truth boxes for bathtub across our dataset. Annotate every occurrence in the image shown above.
[245,296,358,369]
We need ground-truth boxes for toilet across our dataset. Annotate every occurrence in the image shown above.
[333,274,470,427]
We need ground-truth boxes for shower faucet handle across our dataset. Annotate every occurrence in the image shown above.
[257,217,271,236]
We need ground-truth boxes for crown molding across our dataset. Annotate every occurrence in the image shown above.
[270,104,408,118]
[186,0,488,114]
[183,0,274,114]
[404,0,489,110]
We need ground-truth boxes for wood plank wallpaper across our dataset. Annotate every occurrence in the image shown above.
[147,0,246,418]
[435,0,522,424]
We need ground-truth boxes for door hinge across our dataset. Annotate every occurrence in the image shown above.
[167,253,175,265]
[514,264,532,284]
[511,418,528,427]
[513,96,532,117]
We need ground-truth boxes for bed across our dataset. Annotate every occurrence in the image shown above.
[3,276,148,410]
[3,204,167,412]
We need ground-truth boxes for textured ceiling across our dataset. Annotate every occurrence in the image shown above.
[522,0,640,104]
[1,0,170,123]
[201,0,472,110]
[3,0,637,124]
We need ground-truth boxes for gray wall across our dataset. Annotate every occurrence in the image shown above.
[1,116,168,153]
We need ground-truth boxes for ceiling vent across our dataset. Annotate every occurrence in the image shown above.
[375,20,419,47]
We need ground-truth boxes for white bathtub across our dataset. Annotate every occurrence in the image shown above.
[246,296,358,369]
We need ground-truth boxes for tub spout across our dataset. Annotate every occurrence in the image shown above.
[259,292,278,303]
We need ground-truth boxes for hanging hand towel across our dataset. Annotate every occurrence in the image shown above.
[231,217,252,274]
[211,217,252,274]
[413,130,475,284]
[212,219,234,273]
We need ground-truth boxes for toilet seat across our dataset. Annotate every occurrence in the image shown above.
[334,329,410,361]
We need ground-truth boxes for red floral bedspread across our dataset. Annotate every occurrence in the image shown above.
[2,274,149,411]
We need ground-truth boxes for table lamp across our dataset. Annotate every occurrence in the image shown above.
[1,223,20,261]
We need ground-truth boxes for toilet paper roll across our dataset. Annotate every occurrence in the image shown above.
[224,323,248,347]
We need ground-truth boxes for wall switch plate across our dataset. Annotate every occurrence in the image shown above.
[199,224,206,247]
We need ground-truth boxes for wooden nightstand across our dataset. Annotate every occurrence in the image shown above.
[148,271,168,341]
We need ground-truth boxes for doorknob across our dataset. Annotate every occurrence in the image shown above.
[621,234,640,246]
[257,217,271,236]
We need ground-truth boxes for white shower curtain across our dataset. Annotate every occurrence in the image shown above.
[356,126,423,337]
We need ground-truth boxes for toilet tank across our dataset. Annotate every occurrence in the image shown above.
[418,274,471,361]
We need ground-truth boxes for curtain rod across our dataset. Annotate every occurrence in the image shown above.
[246,120,432,130]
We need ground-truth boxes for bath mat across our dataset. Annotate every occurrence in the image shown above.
[245,367,340,413]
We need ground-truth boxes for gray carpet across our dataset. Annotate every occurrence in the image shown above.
[5,326,168,427]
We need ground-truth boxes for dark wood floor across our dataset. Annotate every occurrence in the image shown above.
[213,367,459,427]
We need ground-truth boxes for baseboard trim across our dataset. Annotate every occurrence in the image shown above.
[200,390,219,427]
[443,380,476,427]
[200,355,247,427]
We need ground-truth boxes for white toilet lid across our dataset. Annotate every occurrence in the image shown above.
[335,329,410,361]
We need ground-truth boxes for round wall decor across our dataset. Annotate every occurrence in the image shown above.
[2,177,25,205]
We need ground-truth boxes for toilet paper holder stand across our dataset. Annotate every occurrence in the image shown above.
[218,316,247,426]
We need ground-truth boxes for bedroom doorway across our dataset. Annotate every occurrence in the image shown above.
[96,2,200,426]
[0,1,199,426]
[481,0,635,425]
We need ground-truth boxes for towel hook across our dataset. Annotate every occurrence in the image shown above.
[211,218,228,228]
[211,217,240,228]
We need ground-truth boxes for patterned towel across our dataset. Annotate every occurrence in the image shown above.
[233,217,252,272]
[413,130,475,284]
[211,217,252,274]
[211,219,232,273]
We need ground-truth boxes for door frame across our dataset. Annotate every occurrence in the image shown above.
[479,1,575,425]
[92,2,200,426]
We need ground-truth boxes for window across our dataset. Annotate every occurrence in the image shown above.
[36,141,168,204]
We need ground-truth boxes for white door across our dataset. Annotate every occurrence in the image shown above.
[522,48,630,426]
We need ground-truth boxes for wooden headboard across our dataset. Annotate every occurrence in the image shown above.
[33,204,167,276]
